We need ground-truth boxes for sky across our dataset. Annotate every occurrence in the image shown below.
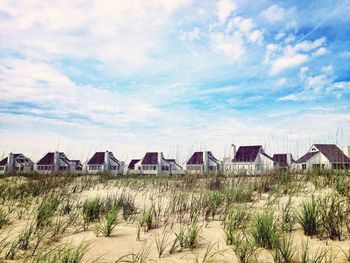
[0,0,350,163]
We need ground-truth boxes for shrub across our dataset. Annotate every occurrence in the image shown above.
[36,198,58,228]
[155,230,171,258]
[95,207,119,237]
[175,221,201,250]
[224,207,250,245]
[252,211,278,249]
[0,208,8,229]
[318,194,346,240]
[231,233,257,263]
[272,236,295,263]
[297,196,319,236]
[281,197,294,232]
[82,198,102,230]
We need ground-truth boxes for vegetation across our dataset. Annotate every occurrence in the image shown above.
[0,170,349,262]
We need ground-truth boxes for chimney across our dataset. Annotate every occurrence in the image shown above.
[54,152,60,172]
[157,152,162,175]
[287,153,291,166]
[204,151,209,173]
[104,151,110,171]
[231,144,236,160]
[7,153,14,172]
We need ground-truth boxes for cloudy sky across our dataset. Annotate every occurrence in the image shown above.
[0,0,350,162]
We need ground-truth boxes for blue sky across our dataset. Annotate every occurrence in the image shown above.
[0,0,349,162]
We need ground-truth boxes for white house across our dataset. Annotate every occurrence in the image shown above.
[223,145,273,175]
[272,153,295,171]
[86,151,124,174]
[0,153,33,174]
[131,152,183,175]
[296,144,350,170]
[185,151,221,174]
[35,152,82,173]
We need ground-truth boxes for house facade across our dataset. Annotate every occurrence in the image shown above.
[35,152,81,173]
[0,153,34,174]
[223,145,273,175]
[86,151,124,174]
[186,151,221,174]
[296,144,350,170]
[272,153,295,171]
[131,152,183,175]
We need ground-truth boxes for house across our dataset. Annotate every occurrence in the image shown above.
[0,153,33,174]
[126,159,141,174]
[296,144,350,170]
[223,145,273,175]
[86,151,124,174]
[186,151,221,174]
[35,151,82,173]
[272,153,295,171]
[132,152,183,175]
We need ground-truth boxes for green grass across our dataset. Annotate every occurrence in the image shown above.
[230,233,257,263]
[297,196,319,236]
[95,207,119,237]
[252,210,279,249]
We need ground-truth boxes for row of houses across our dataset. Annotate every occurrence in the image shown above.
[1,144,349,175]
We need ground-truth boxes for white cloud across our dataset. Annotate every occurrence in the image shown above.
[210,31,245,60]
[261,4,285,23]
[227,16,263,45]
[248,30,263,44]
[0,0,190,69]
[179,27,201,42]
[271,53,309,75]
[276,78,287,86]
[313,47,327,57]
[267,37,327,75]
[216,0,236,24]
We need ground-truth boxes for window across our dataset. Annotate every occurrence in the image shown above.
[0,167,4,171]
[162,166,169,171]
[110,166,118,170]
[302,164,306,170]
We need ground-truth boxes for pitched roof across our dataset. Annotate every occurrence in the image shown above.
[141,152,158,165]
[186,151,219,165]
[0,157,8,166]
[165,159,175,163]
[37,152,55,165]
[187,152,203,165]
[109,153,120,164]
[233,145,262,162]
[296,151,318,163]
[37,152,70,165]
[87,152,105,165]
[273,154,290,167]
[70,160,82,166]
[314,144,350,163]
[128,159,140,169]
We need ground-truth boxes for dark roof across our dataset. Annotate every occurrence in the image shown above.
[128,159,140,169]
[187,152,203,165]
[186,151,219,165]
[233,146,262,162]
[273,154,290,167]
[37,152,55,165]
[314,144,350,163]
[141,152,158,165]
[165,159,175,163]
[261,152,273,160]
[296,151,318,163]
[37,152,69,165]
[0,157,7,166]
[87,152,105,165]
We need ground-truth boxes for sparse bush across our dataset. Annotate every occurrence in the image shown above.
[297,196,319,236]
[36,197,59,228]
[224,207,250,245]
[252,211,278,249]
[82,198,102,230]
[281,197,294,232]
[272,236,295,263]
[0,208,9,228]
[318,194,346,240]
[155,230,171,258]
[115,245,151,263]
[95,207,119,237]
[231,233,257,263]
